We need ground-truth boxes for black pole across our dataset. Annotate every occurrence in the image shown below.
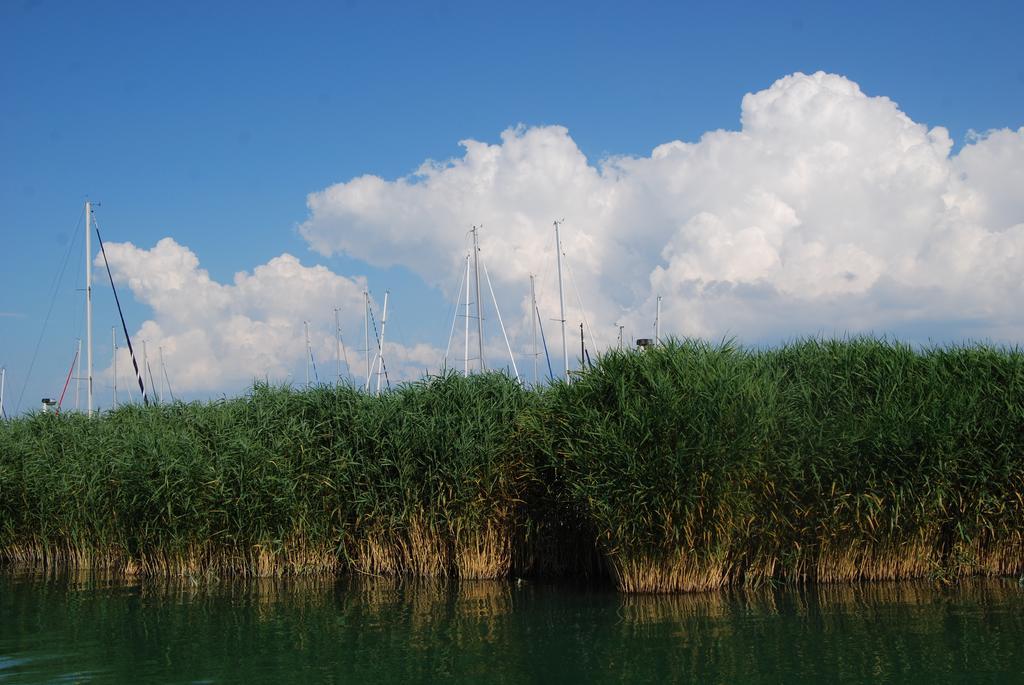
[95,227,148,405]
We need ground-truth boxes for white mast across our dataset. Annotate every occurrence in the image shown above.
[554,220,569,381]
[85,200,93,416]
[112,327,118,409]
[364,291,371,388]
[335,308,342,382]
[463,254,471,376]
[304,321,311,388]
[472,226,485,371]
[655,295,662,345]
[0,367,5,419]
[375,290,389,394]
[530,274,538,385]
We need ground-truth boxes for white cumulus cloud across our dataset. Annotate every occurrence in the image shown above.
[98,238,438,395]
[300,71,1024,358]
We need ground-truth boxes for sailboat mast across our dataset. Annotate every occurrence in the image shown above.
[364,291,370,388]
[554,220,568,381]
[305,321,311,388]
[655,295,662,345]
[0,367,5,419]
[335,308,341,382]
[530,274,538,386]
[464,254,471,376]
[472,226,485,371]
[85,200,93,416]
[375,290,389,394]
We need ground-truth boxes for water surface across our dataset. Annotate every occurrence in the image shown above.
[1,572,1022,683]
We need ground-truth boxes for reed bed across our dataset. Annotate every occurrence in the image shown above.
[0,372,534,580]
[545,338,1024,591]
[2,339,1023,591]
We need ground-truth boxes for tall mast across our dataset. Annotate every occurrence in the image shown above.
[304,321,311,388]
[364,290,370,388]
[375,291,389,394]
[463,254,471,376]
[0,367,5,419]
[472,226,485,371]
[554,220,569,381]
[85,200,93,416]
[112,327,118,409]
[530,274,538,385]
[655,294,662,345]
[335,307,341,382]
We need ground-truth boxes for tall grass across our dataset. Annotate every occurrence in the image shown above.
[0,372,534,579]
[545,338,1024,591]
[2,339,1023,591]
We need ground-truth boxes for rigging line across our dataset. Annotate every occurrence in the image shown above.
[536,302,555,381]
[336,318,352,383]
[146,356,158,403]
[309,343,320,385]
[95,225,148,405]
[444,254,469,368]
[340,333,351,381]
[56,345,79,413]
[480,257,520,383]
[15,206,85,414]
[562,247,602,356]
[162,359,176,403]
[367,301,391,391]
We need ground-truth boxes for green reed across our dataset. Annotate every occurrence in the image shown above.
[544,338,1024,591]
[0,372,534,579]
[2,339,1023,591]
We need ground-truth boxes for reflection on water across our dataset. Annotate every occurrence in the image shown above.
[1,571,1023,683]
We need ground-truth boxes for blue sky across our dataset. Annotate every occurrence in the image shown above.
[2,0,1023,414]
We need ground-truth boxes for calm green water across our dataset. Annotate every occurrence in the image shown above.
[1,573,1023,683]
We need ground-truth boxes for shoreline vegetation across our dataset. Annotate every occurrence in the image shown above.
[2,338,1023,593]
